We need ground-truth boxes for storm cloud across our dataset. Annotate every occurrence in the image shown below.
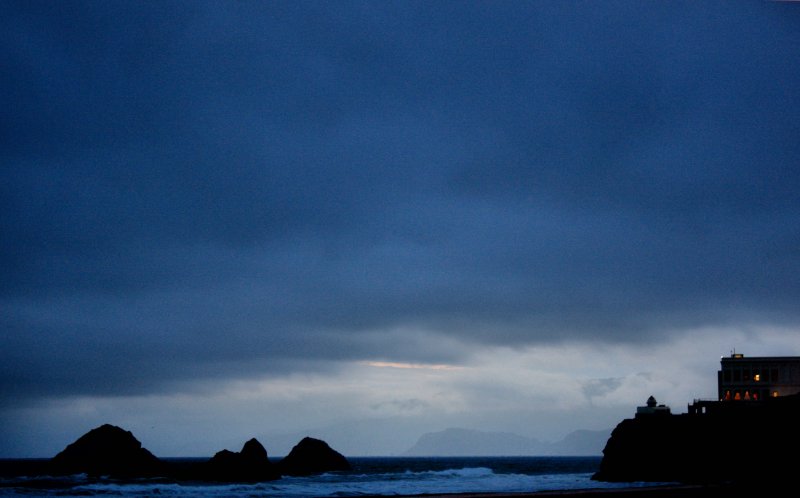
[2,1,800,454]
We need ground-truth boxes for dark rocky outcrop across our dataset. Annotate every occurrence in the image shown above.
[277,437,350,476]
[42,425,347,482]
[49,424,165,477]
[201,438,279,482]
[593,394,800,484]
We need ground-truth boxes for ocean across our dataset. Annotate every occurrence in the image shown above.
[0,456,656,497]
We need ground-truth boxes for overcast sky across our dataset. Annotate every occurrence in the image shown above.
[2,0,800,457]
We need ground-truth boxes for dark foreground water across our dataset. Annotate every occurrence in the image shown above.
[0,456,657,497]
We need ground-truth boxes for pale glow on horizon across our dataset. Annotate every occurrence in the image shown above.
[362,361,465,371]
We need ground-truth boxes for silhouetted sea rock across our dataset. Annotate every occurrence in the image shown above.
[593,393,800,484]
[201,438,279,482]
[49,424,164,477]
[38,425,348,482]
[277,437,350,476]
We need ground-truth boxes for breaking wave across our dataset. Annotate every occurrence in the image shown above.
[0,456,658,497]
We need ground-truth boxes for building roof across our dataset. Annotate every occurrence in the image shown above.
[721,356,800,362]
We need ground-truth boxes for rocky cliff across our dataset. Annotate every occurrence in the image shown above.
[593,394,800,484]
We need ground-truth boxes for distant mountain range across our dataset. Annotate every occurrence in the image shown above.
[402,427,611,456]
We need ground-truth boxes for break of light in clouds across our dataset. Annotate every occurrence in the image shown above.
[2,1,800,457]
[363,361,464,370]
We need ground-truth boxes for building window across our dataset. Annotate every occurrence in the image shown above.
[723,370,731,382]
[772,391,779,397]
[743,369,751,382]
[771,369,779,382]
[734,391,742,401]
[733,370,741,382]
[754,373,760,382]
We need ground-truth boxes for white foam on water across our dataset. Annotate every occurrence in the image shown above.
[0,470,650,498]
[0,459,657,497]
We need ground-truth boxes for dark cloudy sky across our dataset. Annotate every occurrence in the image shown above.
[2,1,800,457]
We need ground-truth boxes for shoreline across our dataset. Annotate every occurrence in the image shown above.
[0,458,762,498]
[366,483,756,498]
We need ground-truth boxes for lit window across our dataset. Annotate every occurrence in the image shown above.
[754,374,760,382]
[734,392,741,400]
[772,391,779,397]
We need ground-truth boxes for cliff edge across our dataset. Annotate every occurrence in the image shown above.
[593,393,800,484]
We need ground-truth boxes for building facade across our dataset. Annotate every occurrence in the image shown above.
[717,354,800,402]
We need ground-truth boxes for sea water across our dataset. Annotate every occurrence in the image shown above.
[0,456,655,497]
